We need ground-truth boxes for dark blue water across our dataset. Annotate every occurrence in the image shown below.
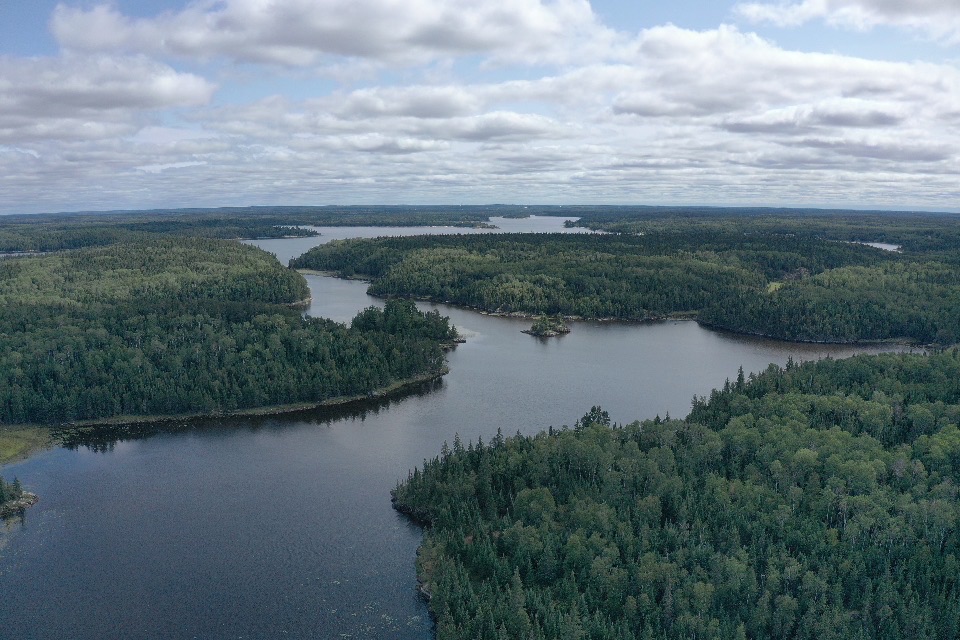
[0,218,904,639]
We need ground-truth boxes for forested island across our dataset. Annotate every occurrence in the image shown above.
[393,352,960,640]
[0,238,457,426]
[0,475,36,518]
[291,220,960,344]
[524,316,571,337]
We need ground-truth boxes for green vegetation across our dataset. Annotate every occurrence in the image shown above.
[0,473,35,518]
[0,238,457,426]
[0,428,52,465]
[0,212,316,253]
[0,476,24,506]
[393,352,960,640]
[560,207,960,256]
[525,316,570,337]
[291,216,960,344]
[0,205,508,252]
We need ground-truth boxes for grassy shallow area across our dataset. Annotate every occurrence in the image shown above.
[0,428,52,466]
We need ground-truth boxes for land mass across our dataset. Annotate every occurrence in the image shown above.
[0,476,37,519]
[0,238,458,427]
[393,351,960,640]
[523,315,571,337]
[291,212,960,345]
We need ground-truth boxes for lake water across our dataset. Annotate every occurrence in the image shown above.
[0,217,904,639]
[852,241,902,252]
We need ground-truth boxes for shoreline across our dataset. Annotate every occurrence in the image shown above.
[0,428,54,467]
[314,273,921,348]
[0,493,38,519]
[17,367,450,439]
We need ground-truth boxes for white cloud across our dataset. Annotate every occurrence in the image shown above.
[6,17,960,213]
[136,160,208,174]
[51,0,620,67]
[736,0,960,43]
[0,54,216,142]
[332,86,481,120]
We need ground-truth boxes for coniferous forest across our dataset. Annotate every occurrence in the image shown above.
[2,206,959,638]
[0,475,23,507]
[0,205,500,253]
[0,237,457,426]
[393,352,960,640]
[292,223,960,344]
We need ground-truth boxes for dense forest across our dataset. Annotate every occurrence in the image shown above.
[393,352,960,640]
[560,207,960,257]
[291,225,960,343]
[0,238,457,425]
[0,205,507,253]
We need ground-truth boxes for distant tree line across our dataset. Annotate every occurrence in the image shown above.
[561,208,960,256]
[291,229,960,343]
[0,205,510,252]
[393,351,960,640]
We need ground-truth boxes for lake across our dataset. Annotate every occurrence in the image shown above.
[0,217,903,639]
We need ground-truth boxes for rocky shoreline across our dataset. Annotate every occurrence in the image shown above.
[0,493,38,519]
[522,315,571,337]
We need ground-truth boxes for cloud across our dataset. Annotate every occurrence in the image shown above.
[0,54,216,142]
[5,19,960,214]
[136,160,208,174]
[735,0,960,43]
[51,0,620,67]
[721,100,906,134]
[795,135,953,162]
[426,112,561,141]
[332,86,481,119]
[606,26,959,128]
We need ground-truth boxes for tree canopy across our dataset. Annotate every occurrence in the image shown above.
[292,226,960,343]
[0,238,457,425]
[394,351,960,640]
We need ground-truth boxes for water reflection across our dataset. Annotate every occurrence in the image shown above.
[58,377,446,455]
[0,219,913,640]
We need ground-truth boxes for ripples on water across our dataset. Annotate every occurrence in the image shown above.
[0,217,907,639]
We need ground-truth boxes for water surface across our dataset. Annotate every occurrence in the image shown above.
[0,218,906,639]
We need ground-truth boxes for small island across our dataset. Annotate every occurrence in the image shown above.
[522,315,570,337]
[0,476,37,519]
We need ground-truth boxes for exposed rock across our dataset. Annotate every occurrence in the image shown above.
[0,492,38,519]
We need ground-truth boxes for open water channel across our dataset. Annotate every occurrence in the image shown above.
[0,217,902,638]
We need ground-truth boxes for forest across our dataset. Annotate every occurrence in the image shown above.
[0,205,506,253]
[393,351,960,640]
[560,207,960,256]
[291,224,960,344]
[0,238,457,425]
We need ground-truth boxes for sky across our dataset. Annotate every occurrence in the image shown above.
[2,1,960,214]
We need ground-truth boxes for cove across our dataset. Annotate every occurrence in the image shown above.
[0,218,903,639]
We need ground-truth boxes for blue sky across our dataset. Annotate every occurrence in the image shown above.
[2,0,960,214]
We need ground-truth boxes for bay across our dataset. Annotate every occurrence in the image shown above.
[0,217,903,639]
